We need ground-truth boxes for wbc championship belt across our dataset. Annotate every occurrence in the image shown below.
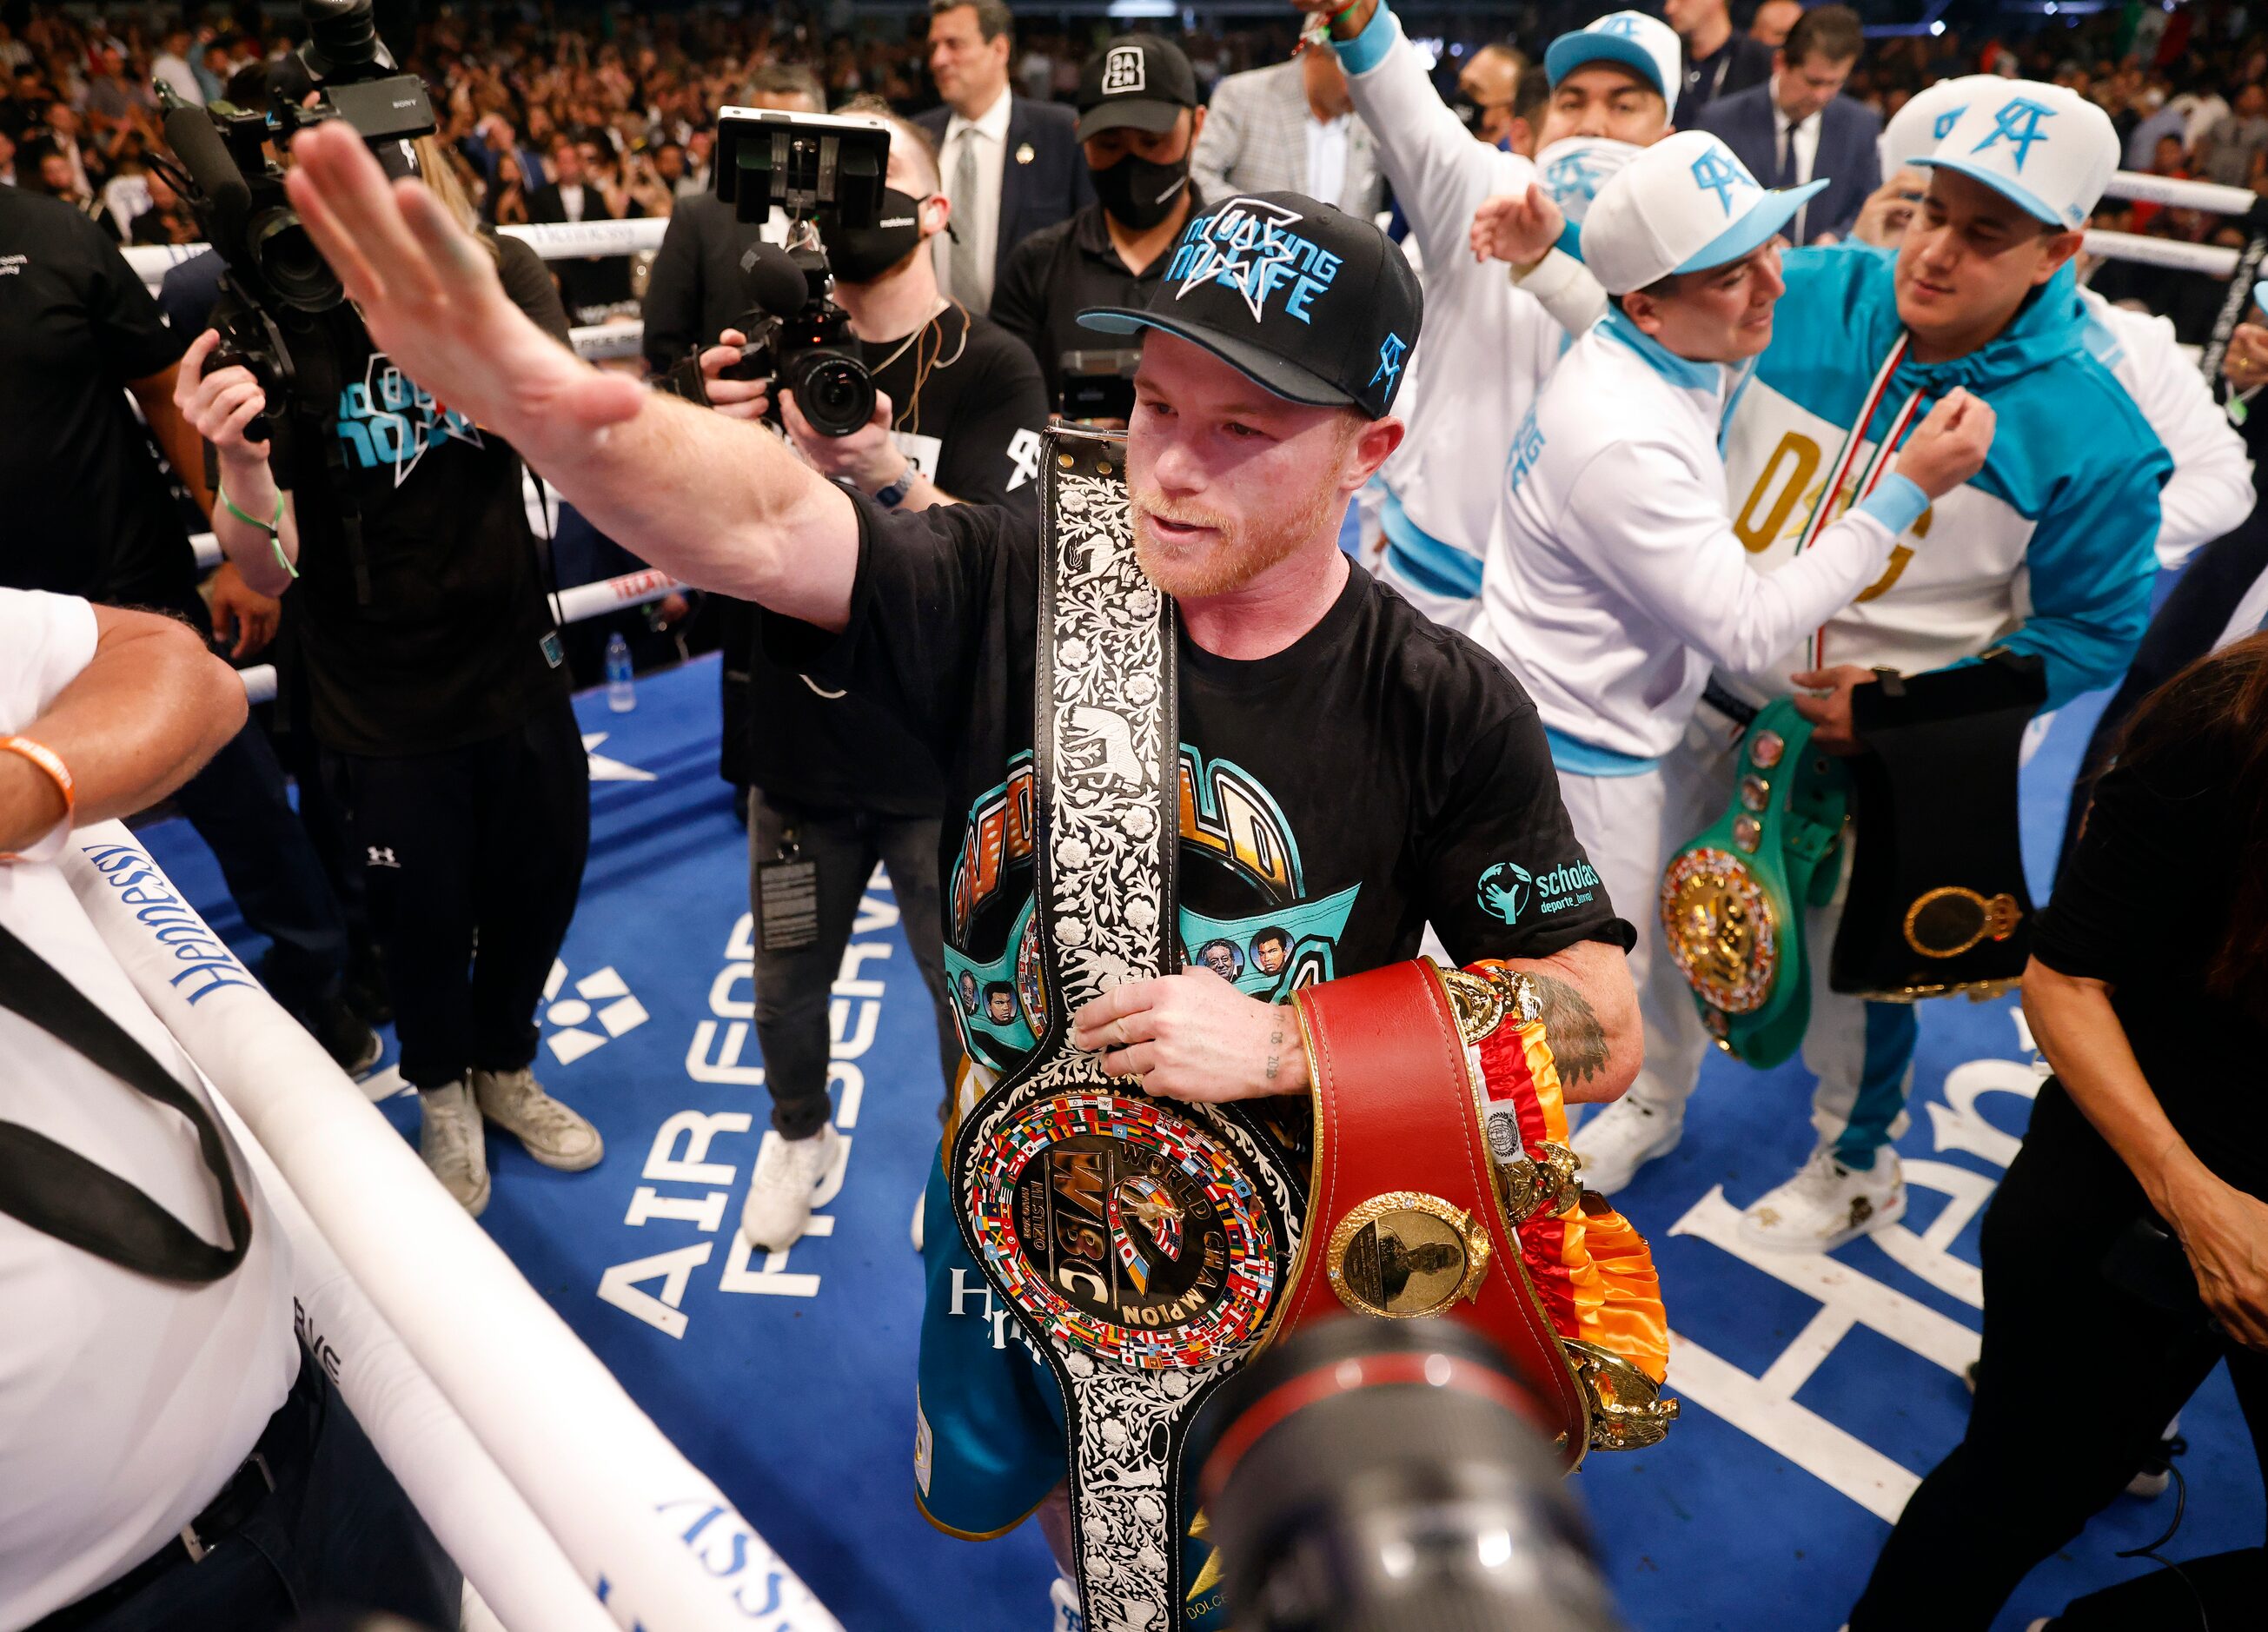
[1286,960,1677,1460]
[1659,700,1850,1068]
[948,429,1306,1632]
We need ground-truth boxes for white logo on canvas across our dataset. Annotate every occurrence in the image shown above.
[1101,45,1146,95]
[1174,196,1306,322]
[543,959,650,1064]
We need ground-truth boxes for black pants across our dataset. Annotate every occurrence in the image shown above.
[52,1353,459,1632]
[169,716,351,1013]
[325,697,590,1091]
[2059,510,2268,879]
[1848,1083,2268,1629]
[746,787,960,1141]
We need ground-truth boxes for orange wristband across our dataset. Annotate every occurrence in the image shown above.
[0,734,75,861]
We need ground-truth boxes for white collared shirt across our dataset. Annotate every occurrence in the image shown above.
[0,590,296,1629]
[1770,85,1822,242]
[934,83,1012,309]
[1304,112,1352,210]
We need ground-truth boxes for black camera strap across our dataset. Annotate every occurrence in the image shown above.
[0,919,251,1284]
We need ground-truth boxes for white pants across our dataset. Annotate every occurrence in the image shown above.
[1563,706,1913,1153]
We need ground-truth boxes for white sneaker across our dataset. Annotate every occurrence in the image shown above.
[1049,1574,1084,1632]
[2126,1416,2183,1498]
[912,1190,925,1253]
[1739,1147,1906,1253]
[473,1066,604,1171]
[1569,1093,1683,1195]
[739,1126,842,1251]
[420,1080,491,1217]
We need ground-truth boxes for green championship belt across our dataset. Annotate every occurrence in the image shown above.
[1658,700,1849,1068]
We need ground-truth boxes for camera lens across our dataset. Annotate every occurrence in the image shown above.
[249,209,345,312]
[792,354,876,438]
[1190,1318,1623,1632]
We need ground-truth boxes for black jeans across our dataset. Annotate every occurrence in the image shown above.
[324,697,590,1091]
[746,787,960,1140]
[51,1353,460,1632]
[2059,508,2268,880]
[169,717,351,1013]
[1848,1083,2268,1629]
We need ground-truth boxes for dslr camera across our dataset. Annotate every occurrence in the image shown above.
[705,109,892,438]
[154,0,436,468]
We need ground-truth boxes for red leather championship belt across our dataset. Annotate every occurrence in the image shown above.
[1286,960,1677,1459]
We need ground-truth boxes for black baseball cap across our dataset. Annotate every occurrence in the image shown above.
[1078,191,1424,421]
[1077,35,1199,142]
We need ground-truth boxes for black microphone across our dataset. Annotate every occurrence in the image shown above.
[161,103,253,248]
[736,240,812,318]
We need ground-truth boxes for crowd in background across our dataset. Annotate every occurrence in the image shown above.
[4,1,2268,338]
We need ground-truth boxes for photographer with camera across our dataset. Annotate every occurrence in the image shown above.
[172,63,603,1217]
[685,101,1049,1251]
[989,35,1206,419]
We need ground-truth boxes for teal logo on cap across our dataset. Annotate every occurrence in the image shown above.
[1598,13,1642,33]
[1692,149,1743,215]
[1369,333,1407,390]
[1544,149,1606,205]
[1974,97,2055,171]
[1932,106,1965,140]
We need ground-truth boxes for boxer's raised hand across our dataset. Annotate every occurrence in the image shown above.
[284,122,643,466]
[1471,183,1567,271]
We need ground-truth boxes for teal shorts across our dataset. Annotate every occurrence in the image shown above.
[913,1145,1230,1628]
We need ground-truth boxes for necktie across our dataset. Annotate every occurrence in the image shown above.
[950,129,985,307]
[1777,123,1798,190]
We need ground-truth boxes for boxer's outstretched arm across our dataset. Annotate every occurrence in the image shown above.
[284,123,858,633]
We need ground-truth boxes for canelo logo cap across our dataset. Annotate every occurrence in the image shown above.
[1579,130,1824,295]
[1912,81,2119,229]
[1542,10,1681,101]
[1077,191,1424,420]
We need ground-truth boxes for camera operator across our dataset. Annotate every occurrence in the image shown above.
[0,587,457,1632]
[175,134,602,1217]
[690,101,1050,1251]
[0,168,378,1076]
[989,35,1206,415]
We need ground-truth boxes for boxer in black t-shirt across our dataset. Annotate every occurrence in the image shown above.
[280,123,1644,1615]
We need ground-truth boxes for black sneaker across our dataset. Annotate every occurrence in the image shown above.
[297,990,383,1076]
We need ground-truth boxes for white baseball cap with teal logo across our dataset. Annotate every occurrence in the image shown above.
[1878,73,2006,176]
[1580,130,1824,295]
[1543,10,1681,103]
[1913,82,2119,229]
[1535,136,1640,226]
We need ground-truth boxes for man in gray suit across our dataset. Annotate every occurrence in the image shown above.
[1189,45,1384,220]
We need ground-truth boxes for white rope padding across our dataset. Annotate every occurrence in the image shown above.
[2100,171,2259,215]
[60,824,842,1632]
[226,562,682,703]
[2083,229,2241,279]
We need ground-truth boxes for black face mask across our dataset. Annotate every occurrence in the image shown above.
[1450,88,1487,133]
[830,188,928,284]
[1092,152,1191,231]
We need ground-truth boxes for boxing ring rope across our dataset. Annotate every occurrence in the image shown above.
[218,561,686,704]
[60,823,842,1632]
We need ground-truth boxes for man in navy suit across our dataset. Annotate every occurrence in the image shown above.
[1697,5,1880,244]
[918,0,1091,314]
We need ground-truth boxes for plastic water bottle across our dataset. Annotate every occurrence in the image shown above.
[605,632,635,713]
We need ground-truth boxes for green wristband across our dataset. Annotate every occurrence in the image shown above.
[1330,0,1369,35]
[216,483,297,581]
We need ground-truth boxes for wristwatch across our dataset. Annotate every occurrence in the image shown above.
[872,461,918,510]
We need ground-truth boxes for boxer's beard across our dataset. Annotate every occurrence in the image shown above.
[1130,467,1342,599]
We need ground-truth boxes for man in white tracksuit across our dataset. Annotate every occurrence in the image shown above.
[1316,0,1679,631]
[1477,132,1993,1187]
[1867,76,2254,570]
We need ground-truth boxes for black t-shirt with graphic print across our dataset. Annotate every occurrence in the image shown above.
[283,234,573,757]
[740,302,1050,815]
[764,492,1634,1075]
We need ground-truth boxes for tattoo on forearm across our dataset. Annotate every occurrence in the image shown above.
[1530,974,1608,1085]
[1264,1019,1284,1084]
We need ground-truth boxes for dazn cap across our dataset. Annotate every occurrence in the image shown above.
[1581,130,1823,295]
[1078,36,1199,142]
[1543,11,1681,102]
[1913,81,2119,229]
[1078,191,1422,420]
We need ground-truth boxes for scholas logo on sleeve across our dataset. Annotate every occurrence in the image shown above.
[1168,198,1344,323]
[1476,858,1601,925]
